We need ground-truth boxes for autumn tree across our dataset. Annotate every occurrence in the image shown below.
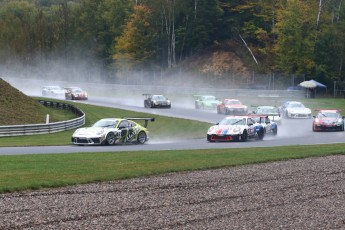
[113,4,156,71]
[274,0,318,75]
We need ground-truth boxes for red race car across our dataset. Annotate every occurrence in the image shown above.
[217,99,248,115]
[312,109,344,131]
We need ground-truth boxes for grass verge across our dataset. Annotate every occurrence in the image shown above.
[1,144,345,193]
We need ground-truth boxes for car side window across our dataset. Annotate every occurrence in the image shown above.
[128,121,135,127]
[118,121,129,129]
[247,118,254,125]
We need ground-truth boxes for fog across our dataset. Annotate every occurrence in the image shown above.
[0,57,313,146]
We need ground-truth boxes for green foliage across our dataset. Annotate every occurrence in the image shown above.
[0,0,345,84]
[113,4,156,69]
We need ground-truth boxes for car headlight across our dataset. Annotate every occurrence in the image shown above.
[337,119,343,123]
[314,118,320,124]
[208,127,215,133]
[96,129,105,135]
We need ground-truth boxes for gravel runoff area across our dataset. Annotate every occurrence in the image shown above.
[1,155,345,230]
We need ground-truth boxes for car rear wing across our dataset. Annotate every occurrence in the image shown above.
[314,108,341,112]
[125,117,155,128]
[142,93,153,98]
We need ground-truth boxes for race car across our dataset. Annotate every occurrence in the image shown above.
[64,87,88,100]
[207,115,265,142]
[143,94,171,108]
[251,115,278,135]
[41,85,66,98]
[194,95,221,110]
[312,109,344,131]
[253,106,282,125]
[217,99,248,115]
[280,101,312,118]
[71,117,154,145]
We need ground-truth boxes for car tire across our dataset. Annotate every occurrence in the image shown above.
[273,127,278,135]
[257,129,264,140]
[105,132,116,145]
[312,125,315,132]
[207,135,216,142]
[137,131,147,144]
[240,130,248,142]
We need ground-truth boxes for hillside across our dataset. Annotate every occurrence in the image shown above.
[0,78,70,125]
[165,41,253,88]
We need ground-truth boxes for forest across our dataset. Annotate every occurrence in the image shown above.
[0,0,344,89]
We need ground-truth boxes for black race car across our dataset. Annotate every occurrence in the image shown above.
[143,94,171,108]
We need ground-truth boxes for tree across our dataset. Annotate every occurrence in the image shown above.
[274,0,318,75]
[113,4,156,70]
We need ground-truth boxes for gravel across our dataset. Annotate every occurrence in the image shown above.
[1,155,345,230]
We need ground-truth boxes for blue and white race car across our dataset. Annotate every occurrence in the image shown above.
[251,115,278,135]
[207,115,265,142]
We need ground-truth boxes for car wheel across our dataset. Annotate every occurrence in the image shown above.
[217,107,221,114]
[240,130,248,142]
[257,129,264,140]
[207,135,215,142]
[105,132,116,145]
[137,131,147,144]
[273,127,278,135]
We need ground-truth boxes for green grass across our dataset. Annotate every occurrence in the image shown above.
[1,144,345,193]
[2,97,345,193]
[0,101,211,146]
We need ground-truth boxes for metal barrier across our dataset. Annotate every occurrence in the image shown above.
[0,100,85,137]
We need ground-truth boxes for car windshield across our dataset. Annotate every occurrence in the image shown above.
[257,107,278,114]
[71,88,83,93]
[152,95,166,100]
[318,112,340,118]
[93,119,119,128]
[219,117,246,125]
[252,117,263,123]
[49,86,63,90]
[203,96,216,101]
[225,100,241,105]
[288,103,305,108]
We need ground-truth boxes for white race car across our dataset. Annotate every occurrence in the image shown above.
[281,101,312,119]
[72,117,154,145]
[207,116,265,142]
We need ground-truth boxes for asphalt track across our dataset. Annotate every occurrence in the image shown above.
[1,96,345,155]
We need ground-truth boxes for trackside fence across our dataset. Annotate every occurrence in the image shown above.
[0,100,85,137]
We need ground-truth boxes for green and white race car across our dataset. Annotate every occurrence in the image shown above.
[71,117,154,145]
[194,95,221,110]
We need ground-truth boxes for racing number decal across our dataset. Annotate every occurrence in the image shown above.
[125,128,137,142]
[247,126,255,135]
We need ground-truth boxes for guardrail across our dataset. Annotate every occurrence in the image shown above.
[0,100,85,137]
